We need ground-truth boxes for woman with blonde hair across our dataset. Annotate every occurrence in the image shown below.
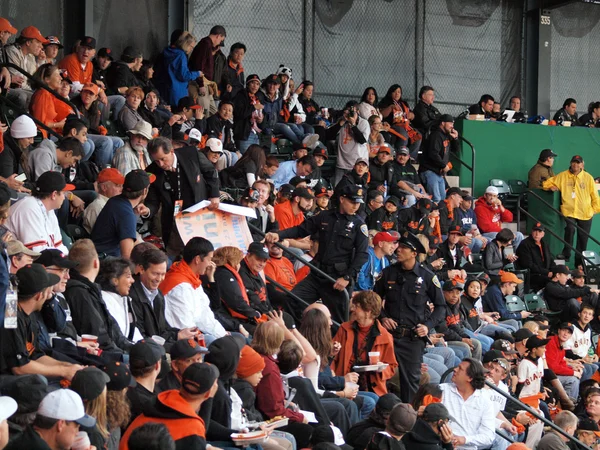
[70,367,110,449]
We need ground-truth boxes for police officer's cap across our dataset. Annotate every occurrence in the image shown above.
[340,184,364,203]
[397,232,426,254]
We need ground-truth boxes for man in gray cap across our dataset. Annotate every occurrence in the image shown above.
[6,240,40,274]
[418,113,459,203]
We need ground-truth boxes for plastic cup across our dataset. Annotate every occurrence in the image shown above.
[368,352,380,365]
[72,431,91,450]
[346,382,358,390]
[151,335,166,346]
[81,334,98,344]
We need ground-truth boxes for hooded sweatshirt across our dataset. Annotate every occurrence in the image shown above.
[119,390,211,450]
[204,336,242,441]
[401,418,453,450]
[474,196,513,234]
[158,46,201,107]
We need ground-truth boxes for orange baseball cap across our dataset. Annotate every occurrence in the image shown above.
[499,271,523,284]
[0,18,17,34]
[21,26,49,44]
[97,168,125,185]
[81,83,100,96]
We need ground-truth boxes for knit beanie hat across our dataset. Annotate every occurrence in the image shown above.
[236,345,265,378]
[10,115,37,139]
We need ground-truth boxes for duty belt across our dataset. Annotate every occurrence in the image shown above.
[392,326,416,338]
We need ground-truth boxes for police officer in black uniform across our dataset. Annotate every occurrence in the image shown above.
[265,184,369,325]
[374,232,445,403]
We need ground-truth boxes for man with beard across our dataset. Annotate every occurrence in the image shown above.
[274,187,314,253]
[112,121,153,176]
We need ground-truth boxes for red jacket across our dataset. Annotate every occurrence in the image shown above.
[546,335,574,376]
[255,354,305,422]
[474,196,513,233]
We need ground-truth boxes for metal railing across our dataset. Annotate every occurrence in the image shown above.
[248,222,350,322]
[516,189,600,271]
[450,133,476,195]
[485,380,593,450]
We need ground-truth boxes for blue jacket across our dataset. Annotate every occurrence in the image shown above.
[257,90,283,135]
[482,284,521,321]
[356,247,390,291]
[455,206,478,234]
[156,46,200,107]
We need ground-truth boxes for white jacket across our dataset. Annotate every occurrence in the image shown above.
[102,291,143,342]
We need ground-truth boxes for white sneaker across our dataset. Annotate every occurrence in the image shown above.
[302,134,320,149]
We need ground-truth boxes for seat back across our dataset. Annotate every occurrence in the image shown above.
[505,294,526,312]
[524,293,546,312]
[489,179,511,195]
[508,179,527,195]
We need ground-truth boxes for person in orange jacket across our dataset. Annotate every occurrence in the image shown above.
[331,291,397,396]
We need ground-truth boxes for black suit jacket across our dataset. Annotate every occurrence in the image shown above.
[129,277,179,350]
[436,240,464,270]
[145,146,220,245]
[515,236,552,277]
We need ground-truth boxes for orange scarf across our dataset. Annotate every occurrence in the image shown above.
[444,199,454,221]
[222,264,267,324]
[159,260,201,296]
[228,59,244,76]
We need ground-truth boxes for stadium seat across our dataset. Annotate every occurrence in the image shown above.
[582,250,600,284]
[505,295,526,312]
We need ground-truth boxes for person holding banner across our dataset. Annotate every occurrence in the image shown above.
[145,136,220,258]
[265,184,369,325]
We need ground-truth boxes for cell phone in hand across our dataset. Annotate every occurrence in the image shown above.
[15,173,26,182]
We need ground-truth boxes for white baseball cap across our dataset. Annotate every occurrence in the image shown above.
[37,389,96,427]
[188,128,202,142]
[10,115,37,139]
[485,186,499,195]
[0,396,17,422]
[205,137,223,154]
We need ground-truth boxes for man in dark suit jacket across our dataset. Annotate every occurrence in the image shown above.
[516,222,553,292]
[435,226,465,280]
[129,246,198,352]
[145,137,220,257]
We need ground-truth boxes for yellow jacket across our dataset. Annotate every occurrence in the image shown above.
[542,169,600,220]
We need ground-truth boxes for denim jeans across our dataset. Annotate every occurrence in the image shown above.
[423,354,448,383]
[479,322,516,340]
[238,132,260,154]
[464,329,493,353]
[81,139,94,161]
[556,375,580,399]
[356,391,378,419]
[88,134,124,168]
[274,122,304,143]
[421,170,446,203]
[427,345,460,367]
[107,95,126,121]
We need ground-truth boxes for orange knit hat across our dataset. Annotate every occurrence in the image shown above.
[236,346,265,378]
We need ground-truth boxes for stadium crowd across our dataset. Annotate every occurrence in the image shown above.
[0,18,599,450]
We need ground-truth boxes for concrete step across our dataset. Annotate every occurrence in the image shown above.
[446,176,460,188]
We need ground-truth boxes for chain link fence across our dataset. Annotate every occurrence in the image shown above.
[189,0,523,115]
[550,2,600,116]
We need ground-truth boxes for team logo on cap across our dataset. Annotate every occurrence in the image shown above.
[356,189,363,196]
[187,339,196,348]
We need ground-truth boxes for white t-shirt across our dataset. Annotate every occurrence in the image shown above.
[517,357,544,398]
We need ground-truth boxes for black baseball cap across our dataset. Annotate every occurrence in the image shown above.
[422,403,455,422]
[279,184,295,196]
[526,335,550,350]
[177,96,201,111]
[16,264,61,296]
[385,196,400,207]
[553,264,570,275]
[440,114,454,123]
[397,232,426,254]
[578,418,600,436]
[70,367,110,401]
[482,349,505,363]
[246,74,260,84]
[448,225,463,236]
[312,147,328,159]
[558,322,574,333]
[428,235,441,250]
[170,338,209,360]
[130,338,165,366]
[124,169,154,192]
[571,269,585,279]
[340,184,364,203]
[181,362,220,395]
[36,249,79,269]
[478,273,491,285]
[35,171,75,194]
[531,222,545,232]
[97,47,113,60]
[446,187,463,197]
[247,242,270,260]
[293,187,314,200]
[571,155,584,163]
[121,46,142,61]
[417,198,438,215]
[491,339,518,355]
[80,36,96,49]
[0,182,11,205]
[443,279,464,291]
[513,328,534,342]
[102,361,136,391]
[375,393,401,416]
[1,374,48,413]
[289,176,306,187]
[539,149,557,160]
[313,182,329,198]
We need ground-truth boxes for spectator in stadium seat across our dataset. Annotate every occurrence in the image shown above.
[570,269,600,307]
[482,228,518,275]
[474,186,524,248]
[578,101,600,128]
[358,87,382,121]
[390,146,427,208]
[437,187,463,237]
[545,264,600,323]
[219,42,246,102]
[455,192,488,253]
[329,101,369,186]
[58,36,95,91]
[378,84,421,159]
[553,98,578,125]
[545,322,582,400]
[412,85,441,136]
[367,143,392,191]
[543,154,600,268]
[156,337,208,394]
[0,115,35,192]
[6,240,40,274]
[528,149,556,189]
[264,241,297,293]
[145,137,220,258]
[83,167,125,234]
[436,226,466,273]
[72,82,125,167]
[482,270,531,322]
[272,154,316,189]
[92,47,113,88]
[7,171,72,254]
[112,120,153,176]
[205,100,236,152]
[139,88,177,138]
[515,222,553,292]
[356,231,395,291]
[257,74,284,138]
[332,158,369,208]
[5,26,48,108]
[0,17,17,89]
[42,36,62,65]
[155,31,201,107]
[363,190,384,222]
[29,63,74,139]
[171,96,205,138]
[189,25,226,112]
[418,114,458,202]
[468,94,495,119]
[367,195,401,232]
[220,144,265,189]
[233,73,264,153]
[274,186,313,233]
[106,46,143,95]
[118,86,147,133]
[159,237,229,343]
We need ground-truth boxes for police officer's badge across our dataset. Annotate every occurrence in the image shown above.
[360,224,368,237]
[432,275,441,288]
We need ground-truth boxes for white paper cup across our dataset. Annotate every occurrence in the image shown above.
[151,335,166,346]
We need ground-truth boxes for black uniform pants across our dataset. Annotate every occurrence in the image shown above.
[393,334,425,403]
[562,217,593,267]
[291,272,351,326]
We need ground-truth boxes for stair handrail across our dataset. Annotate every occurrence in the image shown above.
[450,133,476,195]
[0,93,60,139]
